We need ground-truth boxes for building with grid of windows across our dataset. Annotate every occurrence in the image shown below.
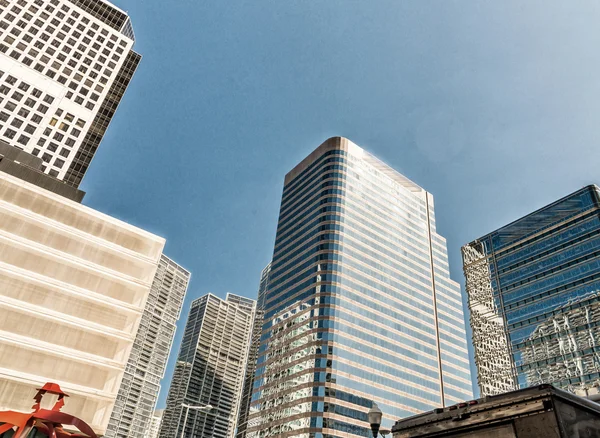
[462,185,600,397]
[246,137,473,437]
[0,0,140,187]
[0,167,165,435]
[159,293,256,438]
[105,255,191,438]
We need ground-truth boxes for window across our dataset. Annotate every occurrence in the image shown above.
[17,134,29,145]
[32,148,40,155]
[11,91,24,101]
[37,137,46,146]
[0,112,9,122]
[65,113,74,122]
[32,89,42,98]
[24,98,35,107]
[43,128,51,136]
[0,85,9,95]
[43,95,54,104]
[11,118,23,128]
[31,114,42,123]
[59,147,70,157]
[65,137,75,147]
[6,76,17,85]
[58,122,69,131]
[47,142,58,152]
[17,108,29,117]
[54,158,64,168]
[71,128,81,138]
[24,124,35,134]
[38,104,48,114]
[48,169,59,177]
[17,82,29,92]
[41,152,51,162]
[5,102,16,111]
[4,128,16,139]
[53,132,64,141]
[49,118,58,126]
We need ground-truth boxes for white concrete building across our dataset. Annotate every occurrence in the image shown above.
[160,294,256,438]
[0,170,165,434]
[0,0,140,187]
[106,255,190,438]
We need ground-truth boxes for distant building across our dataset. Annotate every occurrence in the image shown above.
[0,167,165,435]
[235,263,270,438]
[462,185,600,396]
[247,137,472,437]
[105,256,190,438]
[146,409,163,438]
[159,293,256,438]
[0,0,140,187]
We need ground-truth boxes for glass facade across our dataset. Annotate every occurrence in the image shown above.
[462,185,600,396]
[246,137,472,438]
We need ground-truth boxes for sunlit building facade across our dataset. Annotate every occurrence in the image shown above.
[462,185,600,396]
[0,170,165,434]
[0,0,139,187]
[106,255,190,438]
[246,137,473,437]
[159,293,256,438]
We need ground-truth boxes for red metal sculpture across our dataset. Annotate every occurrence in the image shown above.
[0,383,97,438]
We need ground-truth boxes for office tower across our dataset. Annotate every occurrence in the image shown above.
[160,294,256,438]
[106,255,191,438]
[0,0,140,187]
[0,167,165,434]
[147,410,164,438]
[463,185,600,396]
[247,137,473,437]
[235,263,270,438]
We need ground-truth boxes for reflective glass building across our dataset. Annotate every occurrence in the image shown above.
[462,185,600,396]
[246,137,473,437]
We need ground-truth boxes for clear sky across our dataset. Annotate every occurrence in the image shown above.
[82,0,600,408]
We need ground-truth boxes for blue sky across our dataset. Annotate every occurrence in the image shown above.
[82,1,600,408]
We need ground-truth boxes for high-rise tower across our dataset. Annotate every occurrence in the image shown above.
[235,263,270,438]
[159,293,256,438]
[0,0,140,187]
[106,255,191,438]
[247,137,473,437]
[463,185,600,396]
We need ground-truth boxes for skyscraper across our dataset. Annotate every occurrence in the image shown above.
[236,263,270,438]
[0,165,165,435]
[247,137,472,437]
[160,293,256,438]
[463,185,600,396]
[0,0,140,187]
[106,255,191,438]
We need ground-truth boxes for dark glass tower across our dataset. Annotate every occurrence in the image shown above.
[463,185,600,396]
[247,137,472,437]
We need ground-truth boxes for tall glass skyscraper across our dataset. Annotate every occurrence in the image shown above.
[462,185,600,396]
[246,137,472,437]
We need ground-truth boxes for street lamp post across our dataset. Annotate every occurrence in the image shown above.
[368,403,383,437]
[179,403,213,438]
